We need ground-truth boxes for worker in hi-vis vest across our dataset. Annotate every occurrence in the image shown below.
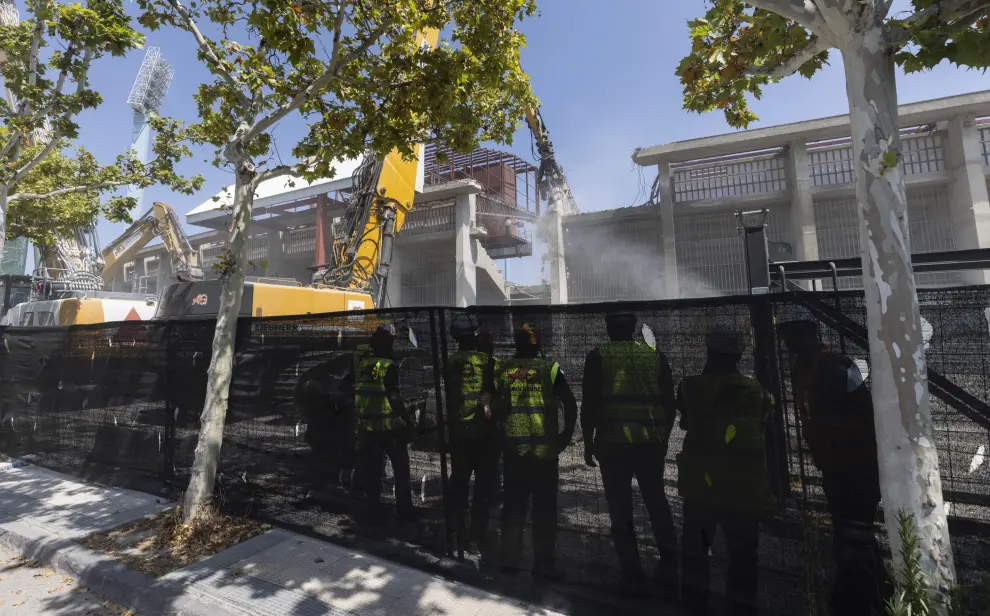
[677,324,776,616]
[445,313,498,559]
[495,323,577,581]
[581,310,678,596]
[353,324,416,524]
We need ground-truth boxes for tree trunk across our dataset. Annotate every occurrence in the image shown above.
[182,159,256,522]
[0,186,9,265]
[840,31,955,598]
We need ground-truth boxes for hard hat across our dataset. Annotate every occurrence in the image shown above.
[449,313,480,339]
[375,324,397,338]
[705,323,743,355]
[514,323,539,348]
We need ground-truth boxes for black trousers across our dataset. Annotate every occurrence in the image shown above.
[448,437,498,551]
[500,454,558,571]
[361,431,414,520]
[822,473,890,616]
[681,499,760,615]
[597,443,679,584]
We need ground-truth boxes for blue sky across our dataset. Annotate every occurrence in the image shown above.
[17,0,990,284]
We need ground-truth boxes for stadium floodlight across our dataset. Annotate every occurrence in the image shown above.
[126,47,174,211]
[127,47,175,116]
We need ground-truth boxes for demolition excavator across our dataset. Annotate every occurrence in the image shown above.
[2,202,204,326]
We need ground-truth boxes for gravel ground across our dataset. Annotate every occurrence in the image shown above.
[0,547,134,616]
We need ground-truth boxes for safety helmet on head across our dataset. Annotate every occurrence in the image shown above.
[705,323,743,355]
[449,313,480,340]
[514,322,540,349]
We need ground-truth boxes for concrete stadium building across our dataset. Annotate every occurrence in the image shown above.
[107,90,990,308]
[105,143,540,308]
[558,90,990,303]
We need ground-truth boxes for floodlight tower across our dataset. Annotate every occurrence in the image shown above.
[125,47,174,211]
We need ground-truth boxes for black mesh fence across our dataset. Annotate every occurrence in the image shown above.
[2,289,990,614]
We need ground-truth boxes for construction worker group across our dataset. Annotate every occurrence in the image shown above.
[347,310,885,615]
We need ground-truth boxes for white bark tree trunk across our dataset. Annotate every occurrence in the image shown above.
[182,158,256,522]
[840,30,956,598]
[0,186,9,261]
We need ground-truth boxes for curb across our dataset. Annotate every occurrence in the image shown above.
[0,458,28,471]
[0,520,247,616]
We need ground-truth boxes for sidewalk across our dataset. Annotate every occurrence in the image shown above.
[0,464,568,616]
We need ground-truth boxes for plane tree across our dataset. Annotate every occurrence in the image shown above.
[0,0,200,256]
[678,0,990,605]
[134,0,539,522]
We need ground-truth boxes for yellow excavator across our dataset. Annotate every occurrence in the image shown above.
[154,28,439,322]
[2,202,204,326]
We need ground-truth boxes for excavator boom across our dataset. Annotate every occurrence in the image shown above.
[101,202,203,285]
[316,27,439,307]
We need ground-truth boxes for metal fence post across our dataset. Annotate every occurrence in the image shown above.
[739,211,792,503]
[162,322,175,489]
[428,308,454,557]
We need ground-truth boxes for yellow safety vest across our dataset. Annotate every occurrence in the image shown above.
[354,356,405,433]
[498,358,559,459]
[447,350,490,439]
[598,341,663,444]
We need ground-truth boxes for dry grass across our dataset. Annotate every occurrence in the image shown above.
[81,506,270,578]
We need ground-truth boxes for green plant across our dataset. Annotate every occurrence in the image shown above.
[886,510,931,616]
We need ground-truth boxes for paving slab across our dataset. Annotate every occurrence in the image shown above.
[0,465,167,537]
[0,546,128,616]
[0,463,573,616]
[164,531,567,616]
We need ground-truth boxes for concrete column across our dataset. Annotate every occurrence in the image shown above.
[787,141,819,262]
[548,211,568,304]
[787,141,819,289]
[454,192,478,308]
[314,195,328,267]
[657,162,678,299]
[266,231,284,278]
[156,253,169,293]
[946,114,990,284]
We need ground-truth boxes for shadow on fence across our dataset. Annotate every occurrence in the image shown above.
[3,289,990,614]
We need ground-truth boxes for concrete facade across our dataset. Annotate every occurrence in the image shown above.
[107,146,540,308]
[559,91,990,303]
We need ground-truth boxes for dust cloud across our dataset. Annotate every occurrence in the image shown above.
[534,213,723,300]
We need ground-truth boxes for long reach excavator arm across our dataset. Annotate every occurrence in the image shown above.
[313,27,440,308]
[524,106,579,216]
[101,202,204,284]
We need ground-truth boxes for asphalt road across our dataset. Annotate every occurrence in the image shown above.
[0,547,133,616]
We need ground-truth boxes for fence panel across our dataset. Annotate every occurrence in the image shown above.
[3,290,990,614]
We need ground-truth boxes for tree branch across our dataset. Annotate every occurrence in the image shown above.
[7,180,127,204]
[165,0,251,108]
[888,0,990,43]
[8,129,61,187]
[748,38,829,79]
[240,2,395,144]
[26,0,47,90]
[747,0,830,37]
[26,45,85,130]
[253,164,296,185]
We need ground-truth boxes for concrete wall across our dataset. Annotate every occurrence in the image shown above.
[564,99,990,301]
